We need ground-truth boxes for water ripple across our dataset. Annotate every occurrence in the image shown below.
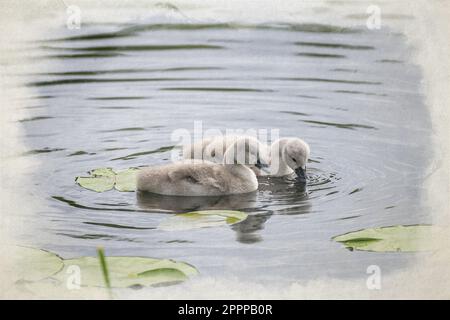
[296,52,347,59]
[294,41,374,50]
[301,120,377,130]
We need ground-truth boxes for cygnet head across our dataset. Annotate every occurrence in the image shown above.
[282,138,310,183]
[223,137,270,171]
[203,137,229,162]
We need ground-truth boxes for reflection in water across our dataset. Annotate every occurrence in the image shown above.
[137,177,312,244]
[136,191,258,212]
[259,176,311,213]
[259,175,309,195]
[231,213,272,244]
[232,178,311,243]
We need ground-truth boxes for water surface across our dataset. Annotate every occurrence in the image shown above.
[17,6,432,284]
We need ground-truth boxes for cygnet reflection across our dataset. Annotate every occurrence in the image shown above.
[136,191,258,213]
[137,176,312,245]
[230,212,272,244]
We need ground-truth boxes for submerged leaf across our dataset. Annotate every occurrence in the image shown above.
[159,210,248,231]
[115,168,139,192]
[332,225,434,252]
[136,268,188,283]
[53,256,198,288]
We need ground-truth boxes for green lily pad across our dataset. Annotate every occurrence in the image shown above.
[159,210,248,231]
[332,225,434,252]
[76,167,138,192]
[53,256,198,288]
[12,246,64,282]
[75,176,114,192]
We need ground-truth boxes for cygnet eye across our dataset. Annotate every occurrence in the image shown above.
[291,157,297,163]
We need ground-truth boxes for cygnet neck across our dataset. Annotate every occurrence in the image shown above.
[270,138,294,176]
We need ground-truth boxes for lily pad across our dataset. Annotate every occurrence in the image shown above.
[53,256,198,288]
[12,246,64,282]
[75,168,115,192]
[332,225,434,252]
[76,167,138,192]
[90,168,116,177]
[159,210,248,231]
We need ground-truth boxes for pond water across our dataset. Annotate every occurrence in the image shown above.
[17,3,432,284]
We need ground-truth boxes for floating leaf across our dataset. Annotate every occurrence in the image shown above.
[75,167,115,192]
[53,256,198,288]
[75,167,138,192]
[332,225,434,252]
[75,176,114,192]
[159,210,248,231]
[12,246,64,282]
[90,168,115,177]
[115,168,139,192]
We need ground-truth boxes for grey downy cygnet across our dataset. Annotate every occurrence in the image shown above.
[137,137,270,196]
[182,135,270,176]
[268,137,310,182]
[183,135,310,182]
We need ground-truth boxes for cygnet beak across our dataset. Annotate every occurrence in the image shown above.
[255,159,270,173]
[295,166,307,184]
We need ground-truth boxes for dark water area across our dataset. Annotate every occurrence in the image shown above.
[17,12,432,283]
